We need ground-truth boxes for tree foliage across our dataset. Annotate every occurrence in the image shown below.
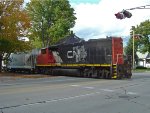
[26,0,76,47]
[125,26,139,54]
[125,20,150,59]
[124,26,141,64]
[133,20,150,53]
[0,0,31,72]
[124,38,139,63]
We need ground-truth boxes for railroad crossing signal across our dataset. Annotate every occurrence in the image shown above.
[115,10,132,19]
[115,5,150,20]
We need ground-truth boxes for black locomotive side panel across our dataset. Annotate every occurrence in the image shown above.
[85,39,112,64]
[57,42,87,64]
[55,38,112,64]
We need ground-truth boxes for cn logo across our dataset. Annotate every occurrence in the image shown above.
[67,45,87,62]
[67,51,77,59]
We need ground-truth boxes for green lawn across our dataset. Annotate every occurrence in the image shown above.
[132,68,150,72]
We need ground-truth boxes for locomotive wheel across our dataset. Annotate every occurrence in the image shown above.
[116,67,123,79]
[101,69,111,79]
[126,73,132,79]
[44,68,49,75]
[97,70,103,78]
[96,70,100,78]
[79,69,84,77]
[126,69,132,79]
[101,69,105,79]
[79,68,88,77]
[83,69,92,78]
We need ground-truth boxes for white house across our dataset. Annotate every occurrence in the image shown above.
[136,52,150,68]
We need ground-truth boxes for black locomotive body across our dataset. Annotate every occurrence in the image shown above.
[7,34,132,79]
[56,38,112,64]
[36,35,132,79]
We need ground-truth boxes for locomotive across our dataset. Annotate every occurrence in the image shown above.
[7,49,39,72]
[7,34,132,79]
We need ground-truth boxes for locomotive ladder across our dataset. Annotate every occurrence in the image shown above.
[111,54,123,79]
[111,64,118,79]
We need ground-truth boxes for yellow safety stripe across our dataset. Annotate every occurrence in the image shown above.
[112,76,117,79]
[36,64,111,67]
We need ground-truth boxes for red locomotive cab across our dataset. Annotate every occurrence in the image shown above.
[36,48,56,65]
[112,38,124,65]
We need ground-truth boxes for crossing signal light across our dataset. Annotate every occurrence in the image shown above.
[115,10,132,19]
[123,10,132,18]
[115,12,125,19]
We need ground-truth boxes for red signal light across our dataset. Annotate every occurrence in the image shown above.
[115,12,125,19]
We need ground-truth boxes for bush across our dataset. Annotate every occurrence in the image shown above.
[136,66,147,69]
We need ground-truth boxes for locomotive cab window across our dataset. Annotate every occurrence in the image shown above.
[41,49,46,54]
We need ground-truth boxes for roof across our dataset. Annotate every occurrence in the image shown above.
[137,52,150,59]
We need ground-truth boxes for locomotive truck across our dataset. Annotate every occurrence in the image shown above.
[7,34,132,79]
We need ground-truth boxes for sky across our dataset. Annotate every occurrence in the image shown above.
[24,0,150,44]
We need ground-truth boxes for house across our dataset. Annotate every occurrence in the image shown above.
[136,52,150,68]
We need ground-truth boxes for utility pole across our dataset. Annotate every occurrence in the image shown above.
[132,30,135,69]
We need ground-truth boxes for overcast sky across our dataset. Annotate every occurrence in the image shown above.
[24,0,150,43]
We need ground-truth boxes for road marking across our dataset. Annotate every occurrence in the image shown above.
[84,87,95,89]
[70,86,137,95]
[100,89,115,92]
[127,92,138,95]
[0,84,14,86]
[0,91,102,110]
[70,85,95,89]
[70,85,80,87]
[70,84,116,91]
[0,78,77,86]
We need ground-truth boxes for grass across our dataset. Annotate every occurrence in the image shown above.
[132,68,150,72]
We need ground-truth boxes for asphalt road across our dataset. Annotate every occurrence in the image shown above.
[0,72,150,113]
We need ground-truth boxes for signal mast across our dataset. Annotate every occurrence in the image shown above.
[115,5,150,19]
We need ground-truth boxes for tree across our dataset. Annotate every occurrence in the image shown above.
[0,0,31,72]
[26,0,76,48]
[125,20,150,65]
[124,26,140,65]
[133,20,150,53]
